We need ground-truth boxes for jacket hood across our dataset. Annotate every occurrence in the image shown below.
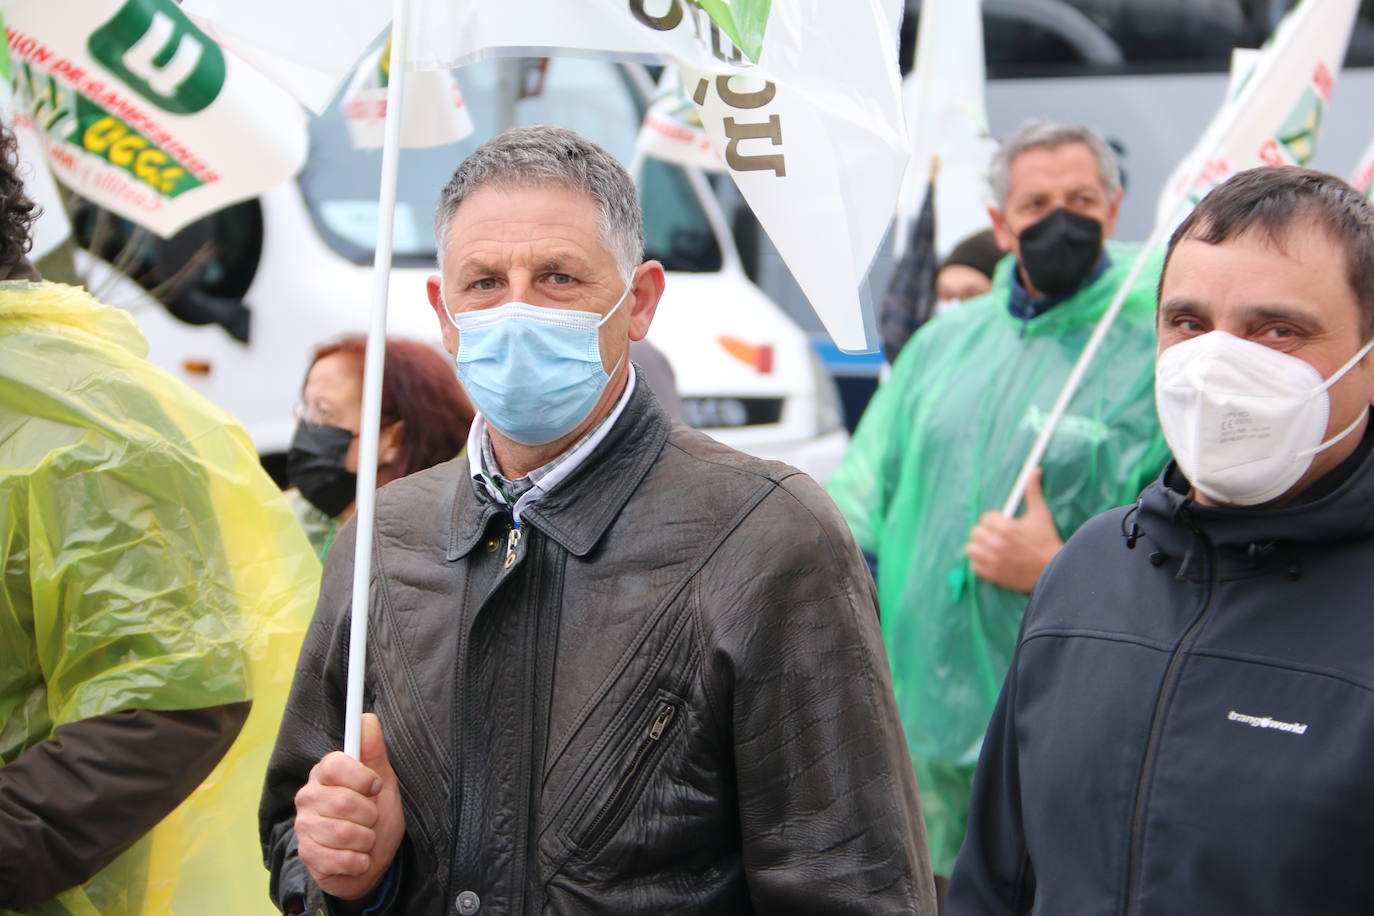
[0,280,150,359]
[1134,442,1374,561]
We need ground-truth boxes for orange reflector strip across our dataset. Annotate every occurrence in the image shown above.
[718,336,774,374]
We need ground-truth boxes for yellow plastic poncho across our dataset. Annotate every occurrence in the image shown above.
[0,281,320,915]
[827,243,1171,874]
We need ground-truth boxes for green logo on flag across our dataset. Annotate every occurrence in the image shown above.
[629,0,772,63]
[17,59,202,199]
[693,0,772,63]
[1276,88,1323,166]
[87,0,226,115]
[0,12,10,88]
[73,100,203,196]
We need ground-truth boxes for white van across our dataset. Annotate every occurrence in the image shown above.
[78,57,847,483]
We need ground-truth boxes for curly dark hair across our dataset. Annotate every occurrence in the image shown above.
[0,122,37,269]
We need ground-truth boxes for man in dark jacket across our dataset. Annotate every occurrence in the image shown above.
[260,125,935,915]
[949,165,1374,915]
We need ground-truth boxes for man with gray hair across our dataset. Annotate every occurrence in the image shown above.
[260,125,935,915]
[828,119,1168,902]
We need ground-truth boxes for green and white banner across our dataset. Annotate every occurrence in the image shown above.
[1350,132,1374,198]
[342,34,473,150]
[634,66,723,173]
[6,0,307,238]
[184,0,907,353]
[1156,0,1358,229]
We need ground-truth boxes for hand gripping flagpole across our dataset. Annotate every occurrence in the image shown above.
[1000,224,1166,516]
[344,0,409,759]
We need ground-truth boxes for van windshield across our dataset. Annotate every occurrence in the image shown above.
[298,57,722,272]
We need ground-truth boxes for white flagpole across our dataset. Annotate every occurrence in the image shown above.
[1000,224,1166,516]
[344,0,409,760]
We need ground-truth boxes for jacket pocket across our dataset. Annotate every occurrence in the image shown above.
[572,691,683,854]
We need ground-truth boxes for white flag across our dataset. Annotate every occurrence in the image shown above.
[0,39,70,260]
[895,0,996,258]
[1350,134,1374,198]
[342,35,473,150]
[6,0,307,238]
[183,0,908,353]
[1156,0,1358,231]
[634,66,723,173]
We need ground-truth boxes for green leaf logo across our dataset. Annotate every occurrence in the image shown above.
[88,0,225,115]
[692,0,772,64]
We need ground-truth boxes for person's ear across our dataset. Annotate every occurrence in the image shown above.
[626,260,666,342]
[375,420,407,486]
[1101,186,1124,239]
[988,205,1016,254]
[427,275,458,355]
[379,419,406,465]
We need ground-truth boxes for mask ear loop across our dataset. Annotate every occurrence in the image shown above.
[596,274,635,328]
[441,288,461,331]
[596,273,636,378]
[1298,336,1374,459]
[1316,336,1374,393]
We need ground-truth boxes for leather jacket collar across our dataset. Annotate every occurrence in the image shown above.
[446,380,672,560]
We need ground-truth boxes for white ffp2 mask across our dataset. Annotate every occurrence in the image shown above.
[1155,331,1374,506]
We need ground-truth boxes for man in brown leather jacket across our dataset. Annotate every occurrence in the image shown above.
[260,125,935,915]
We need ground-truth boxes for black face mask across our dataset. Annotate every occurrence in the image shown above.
[1016,208,1104,297]
[287,421,357,518]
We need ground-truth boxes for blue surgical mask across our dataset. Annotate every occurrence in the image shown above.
[446,281,630,446]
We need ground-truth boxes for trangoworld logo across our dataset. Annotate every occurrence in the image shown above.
[1227,709,1309,735]
[87,0,225,115]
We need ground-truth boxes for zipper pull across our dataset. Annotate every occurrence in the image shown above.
[504,525,521,569]
[649,703,675,740]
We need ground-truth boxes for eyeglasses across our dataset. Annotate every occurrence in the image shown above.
[292,401,342,426]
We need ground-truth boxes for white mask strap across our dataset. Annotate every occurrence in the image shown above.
[442,288,459,330]
[1294,337,1374,459]
[1297,404,1369,460]
[596,275,635,328]
[1316,336,1374,393]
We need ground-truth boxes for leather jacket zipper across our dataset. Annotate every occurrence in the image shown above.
[1123,527,1217,914]
[579,700,677,849]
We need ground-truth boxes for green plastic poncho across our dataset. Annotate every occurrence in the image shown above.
[0,281,320,915]
[827,242,1170,874]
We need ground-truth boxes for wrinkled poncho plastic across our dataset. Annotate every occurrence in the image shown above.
[827,243,1170,871]
[0,282,320,915]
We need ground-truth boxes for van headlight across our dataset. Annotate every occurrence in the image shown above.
[682,397,784,429]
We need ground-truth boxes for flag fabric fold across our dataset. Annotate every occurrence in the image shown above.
[895,0,995,259]
[341,33,473,150]
[634,66,723,173]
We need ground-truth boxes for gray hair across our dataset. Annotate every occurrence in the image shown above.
[988,119,1121,206]
[433,125,644,277]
